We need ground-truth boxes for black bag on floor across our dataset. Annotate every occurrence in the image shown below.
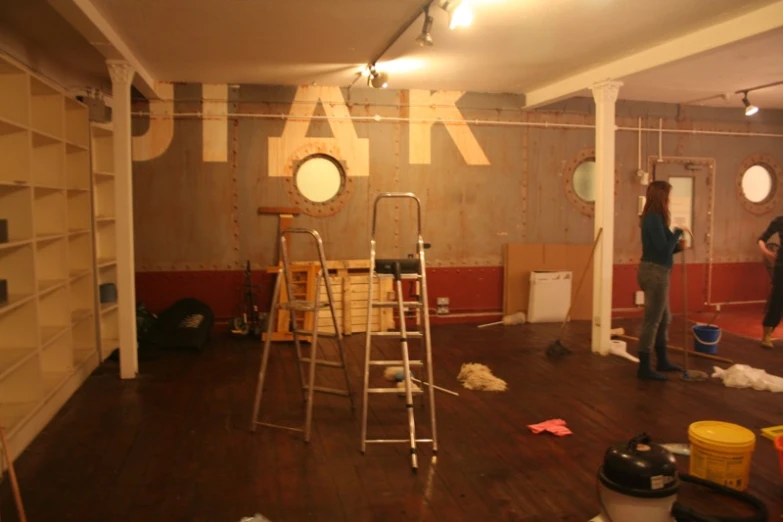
[143,297,214,351]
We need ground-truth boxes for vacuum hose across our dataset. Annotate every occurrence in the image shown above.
[671,473,768,522]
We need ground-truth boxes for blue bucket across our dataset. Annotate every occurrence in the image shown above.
[692,324,721,355]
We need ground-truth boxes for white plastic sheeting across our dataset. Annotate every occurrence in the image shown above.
[711,364,783,392]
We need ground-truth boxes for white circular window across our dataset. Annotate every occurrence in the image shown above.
[741,164,773,203]
[573,160,596,202]
[294,155,343,203]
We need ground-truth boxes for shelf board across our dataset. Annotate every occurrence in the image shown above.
[0,116,26,136]
[74,347,96,366]
[40,325,68,347]
[66,187,90,193]
[69,268,91,280]
[91,123,113,136]
[97,258,117,269]
[0,348,37,381]
[100,302,118,315]
[93,171,114,179]
[0,238,33,253]
[33,185,64,193]
[71,308,92,324]
[31,130,61,148]
[68,228,90,237]
[95,216,116,223]
[43,371,70,399]
[36,233,66,244]
[0,181,30,189]
[38,279,67,295]
[0,401,39,436]
[0,294,35,317]
[101,337,119,351]
[65,142,87,153]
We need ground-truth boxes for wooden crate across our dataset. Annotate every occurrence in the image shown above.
[263,260,394,342]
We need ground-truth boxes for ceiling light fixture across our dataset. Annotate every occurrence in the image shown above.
[416,5,434,46]
[367,65,389,89]
[439,0,473,30]
[742,92,759,116]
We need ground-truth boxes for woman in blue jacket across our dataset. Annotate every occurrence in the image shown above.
[637,180,688,380]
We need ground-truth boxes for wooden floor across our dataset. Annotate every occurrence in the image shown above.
[2,317,782,521]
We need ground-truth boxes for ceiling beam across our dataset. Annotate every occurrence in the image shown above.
[523,0,783,109]
[47,0,160,99]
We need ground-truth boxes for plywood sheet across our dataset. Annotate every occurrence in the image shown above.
[503,243,594,321]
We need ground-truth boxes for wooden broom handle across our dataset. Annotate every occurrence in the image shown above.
[0,424,27,522]
[562,227,603,327]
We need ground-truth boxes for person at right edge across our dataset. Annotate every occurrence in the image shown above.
[637,181,688,381]
[757,215,783,349]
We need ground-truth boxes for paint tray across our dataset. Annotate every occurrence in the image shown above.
[761,425,783,441]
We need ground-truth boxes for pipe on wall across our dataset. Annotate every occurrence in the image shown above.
[129,110,783,139]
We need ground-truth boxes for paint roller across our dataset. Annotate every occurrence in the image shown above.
[477,312,527,328]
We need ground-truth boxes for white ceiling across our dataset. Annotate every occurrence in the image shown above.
[3,0,782,110]
[617,28,783,109]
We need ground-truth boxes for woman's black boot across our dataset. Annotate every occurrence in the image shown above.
[638,352,667,381]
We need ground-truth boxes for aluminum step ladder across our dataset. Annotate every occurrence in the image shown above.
[360,192,438,471]
[250,228,354,442]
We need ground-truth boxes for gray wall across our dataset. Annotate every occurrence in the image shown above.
[130,84,783,272]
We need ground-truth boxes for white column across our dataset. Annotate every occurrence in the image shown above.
[107,60,139,379]
[590,80,622,355]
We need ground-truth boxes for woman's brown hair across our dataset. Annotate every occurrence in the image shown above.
[640,180,672,228]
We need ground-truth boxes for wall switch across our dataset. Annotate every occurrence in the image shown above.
[635,291,645,306]
[436,297,449,305]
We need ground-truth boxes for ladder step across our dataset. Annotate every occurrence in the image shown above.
[365,438,434,444]
[293,329,337,338]
[279,300,329,312]
[368,360,423,366]
[303,385,351,397]
[370,331,423,338]
[372,302,422,309]
[299,357,344,368]
[367,387,423,394]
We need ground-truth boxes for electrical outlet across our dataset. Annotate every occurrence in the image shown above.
[635,291,645,306]
[436,305,449,315]
[436,297,449,305]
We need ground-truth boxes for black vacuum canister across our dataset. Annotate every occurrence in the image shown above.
[599,432,680,498]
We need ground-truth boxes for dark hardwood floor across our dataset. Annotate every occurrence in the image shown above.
[2,317,782,521]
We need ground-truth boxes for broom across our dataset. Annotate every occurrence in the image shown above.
[477,311,526,328]
[679,230,709,382]
[546,227,603,358]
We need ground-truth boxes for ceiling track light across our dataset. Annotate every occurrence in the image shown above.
[742,92,759,116]
[438,0,473,30]
[367,65,389,89]
[416,5,434,47]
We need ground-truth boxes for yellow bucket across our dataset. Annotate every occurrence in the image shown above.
[688,420,756,491]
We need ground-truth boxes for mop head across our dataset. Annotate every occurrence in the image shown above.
[546,339,571,357]
[457,363,507,392]
[680,370,709,382]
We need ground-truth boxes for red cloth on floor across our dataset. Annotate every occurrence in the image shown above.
[527,418,573,436]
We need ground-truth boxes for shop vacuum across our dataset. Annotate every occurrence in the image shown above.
[590,433,768,522]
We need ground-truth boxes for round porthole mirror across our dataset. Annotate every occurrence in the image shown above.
[294,154,344,203]
[573,160,596,202]
[741,164,773,203]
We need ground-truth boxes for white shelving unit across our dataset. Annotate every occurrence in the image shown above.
[90,122,118,361]
[0,53,99,464]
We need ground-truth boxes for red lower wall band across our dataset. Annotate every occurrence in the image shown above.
[135,262,771,326]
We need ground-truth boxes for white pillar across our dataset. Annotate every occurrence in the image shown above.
[590,80,622,355]
[107,60,139,379]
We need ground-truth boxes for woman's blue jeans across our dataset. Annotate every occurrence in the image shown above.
[637,261,671,355]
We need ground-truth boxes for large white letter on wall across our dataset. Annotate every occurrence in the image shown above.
[202,84,228,162]
[132,82,174,162]
[408,90,489,166]
[268,86,369,176]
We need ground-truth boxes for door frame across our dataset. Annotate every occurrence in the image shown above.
[647,156,716,308]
